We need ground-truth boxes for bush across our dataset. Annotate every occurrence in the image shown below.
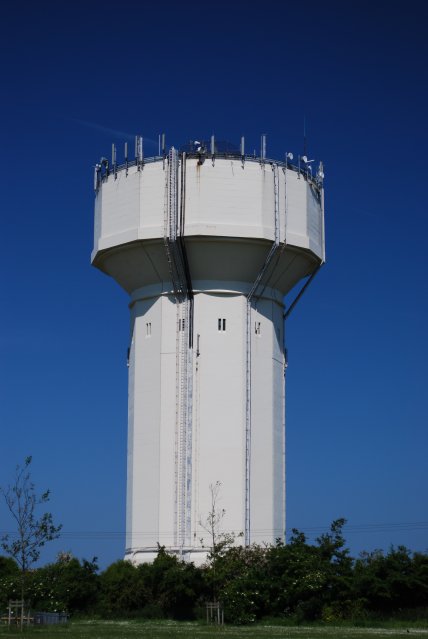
[99,560,147,616]
[0,556,18,578]
[18,556,100,613]
[142,548,205,620]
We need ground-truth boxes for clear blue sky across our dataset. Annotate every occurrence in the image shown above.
[1,0,427,569]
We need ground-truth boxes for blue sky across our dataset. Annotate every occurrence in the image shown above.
[0,0,427,568]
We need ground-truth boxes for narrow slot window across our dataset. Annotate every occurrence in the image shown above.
[223,319,226,331]
[218,318,226,332]
[146,322,151,337]
[255,322,261,335]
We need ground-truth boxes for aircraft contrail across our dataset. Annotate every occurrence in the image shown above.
[70,117,158,147]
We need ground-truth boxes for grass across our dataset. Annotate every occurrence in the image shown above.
[1,620,428,639]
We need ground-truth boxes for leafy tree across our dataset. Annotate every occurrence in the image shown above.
[0,456,62,603]
[0,556,19,578]
[215,544,270,623]
[315,518,354,610]
[199,481,241,601]
[354,545,428,614]
[216,521,354,623]
[32,554,99,613]
[99,559,147,616]
[266,530,327,620]
[411,551,428,608]
[143,547,204,619]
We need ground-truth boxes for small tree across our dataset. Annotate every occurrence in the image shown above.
[1,456,62,606]
[199,481,240,602]
[199,482,225,556]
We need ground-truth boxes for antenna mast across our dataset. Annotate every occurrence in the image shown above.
[303,115,307,157]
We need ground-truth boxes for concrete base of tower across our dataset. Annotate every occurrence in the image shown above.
[125,547,210,567]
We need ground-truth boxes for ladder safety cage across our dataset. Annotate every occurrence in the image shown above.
[163,148,194,550]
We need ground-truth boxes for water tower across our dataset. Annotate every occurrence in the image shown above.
[92,136,325,565]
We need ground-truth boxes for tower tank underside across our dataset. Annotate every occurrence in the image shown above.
[92,148,324,564]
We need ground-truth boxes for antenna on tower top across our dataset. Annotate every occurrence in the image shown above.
[303,115,307,157]
[112,143,117,179]
[135,135,143,170]
[240,136,245,157]
[211,134,216,166]
[260,134,266,162]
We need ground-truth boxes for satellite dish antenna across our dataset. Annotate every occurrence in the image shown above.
[286,152,293,160]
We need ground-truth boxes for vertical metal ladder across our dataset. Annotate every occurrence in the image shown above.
[163,148,193,551]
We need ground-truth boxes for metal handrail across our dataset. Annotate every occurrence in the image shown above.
[95,153,323,197]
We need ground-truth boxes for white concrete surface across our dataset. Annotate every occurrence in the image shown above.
[92,153,324,565]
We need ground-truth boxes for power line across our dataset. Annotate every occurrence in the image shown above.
[1,521,428,541]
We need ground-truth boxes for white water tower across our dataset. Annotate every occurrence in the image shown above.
[92,136,325,565]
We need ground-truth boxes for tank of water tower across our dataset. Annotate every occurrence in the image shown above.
[91,134,325,565]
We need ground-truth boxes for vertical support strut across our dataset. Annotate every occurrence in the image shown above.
[244,163,281,546]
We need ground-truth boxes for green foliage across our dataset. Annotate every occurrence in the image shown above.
[1,518,428,624]
[266,530,326,619]
[0,574,20,610]
[0,456,62,592]
[98,549,204,619]
[354,545,428,613]
[0,556,18,577]
[198,481,241,601]
[213,544,269,623]
[33,555,99,613]
[141,547,205,619]
[0,558,19,612]
[0,554,99,613]
[99,559,148,616]
[211,520,354,623]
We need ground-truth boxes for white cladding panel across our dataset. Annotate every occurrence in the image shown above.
[193,293,246,541]
[185,159,276,241]
[127,295,178,552]
[286,170,309,249]
[92,158,323,264]
[285,170,324,256]
[99,169,140,245]
[307,184,324,258]
[127,298,162,550]
[139,162,165,239]
[250,298,285,543]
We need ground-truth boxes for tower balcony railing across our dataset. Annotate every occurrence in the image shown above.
[95,146,323,199]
